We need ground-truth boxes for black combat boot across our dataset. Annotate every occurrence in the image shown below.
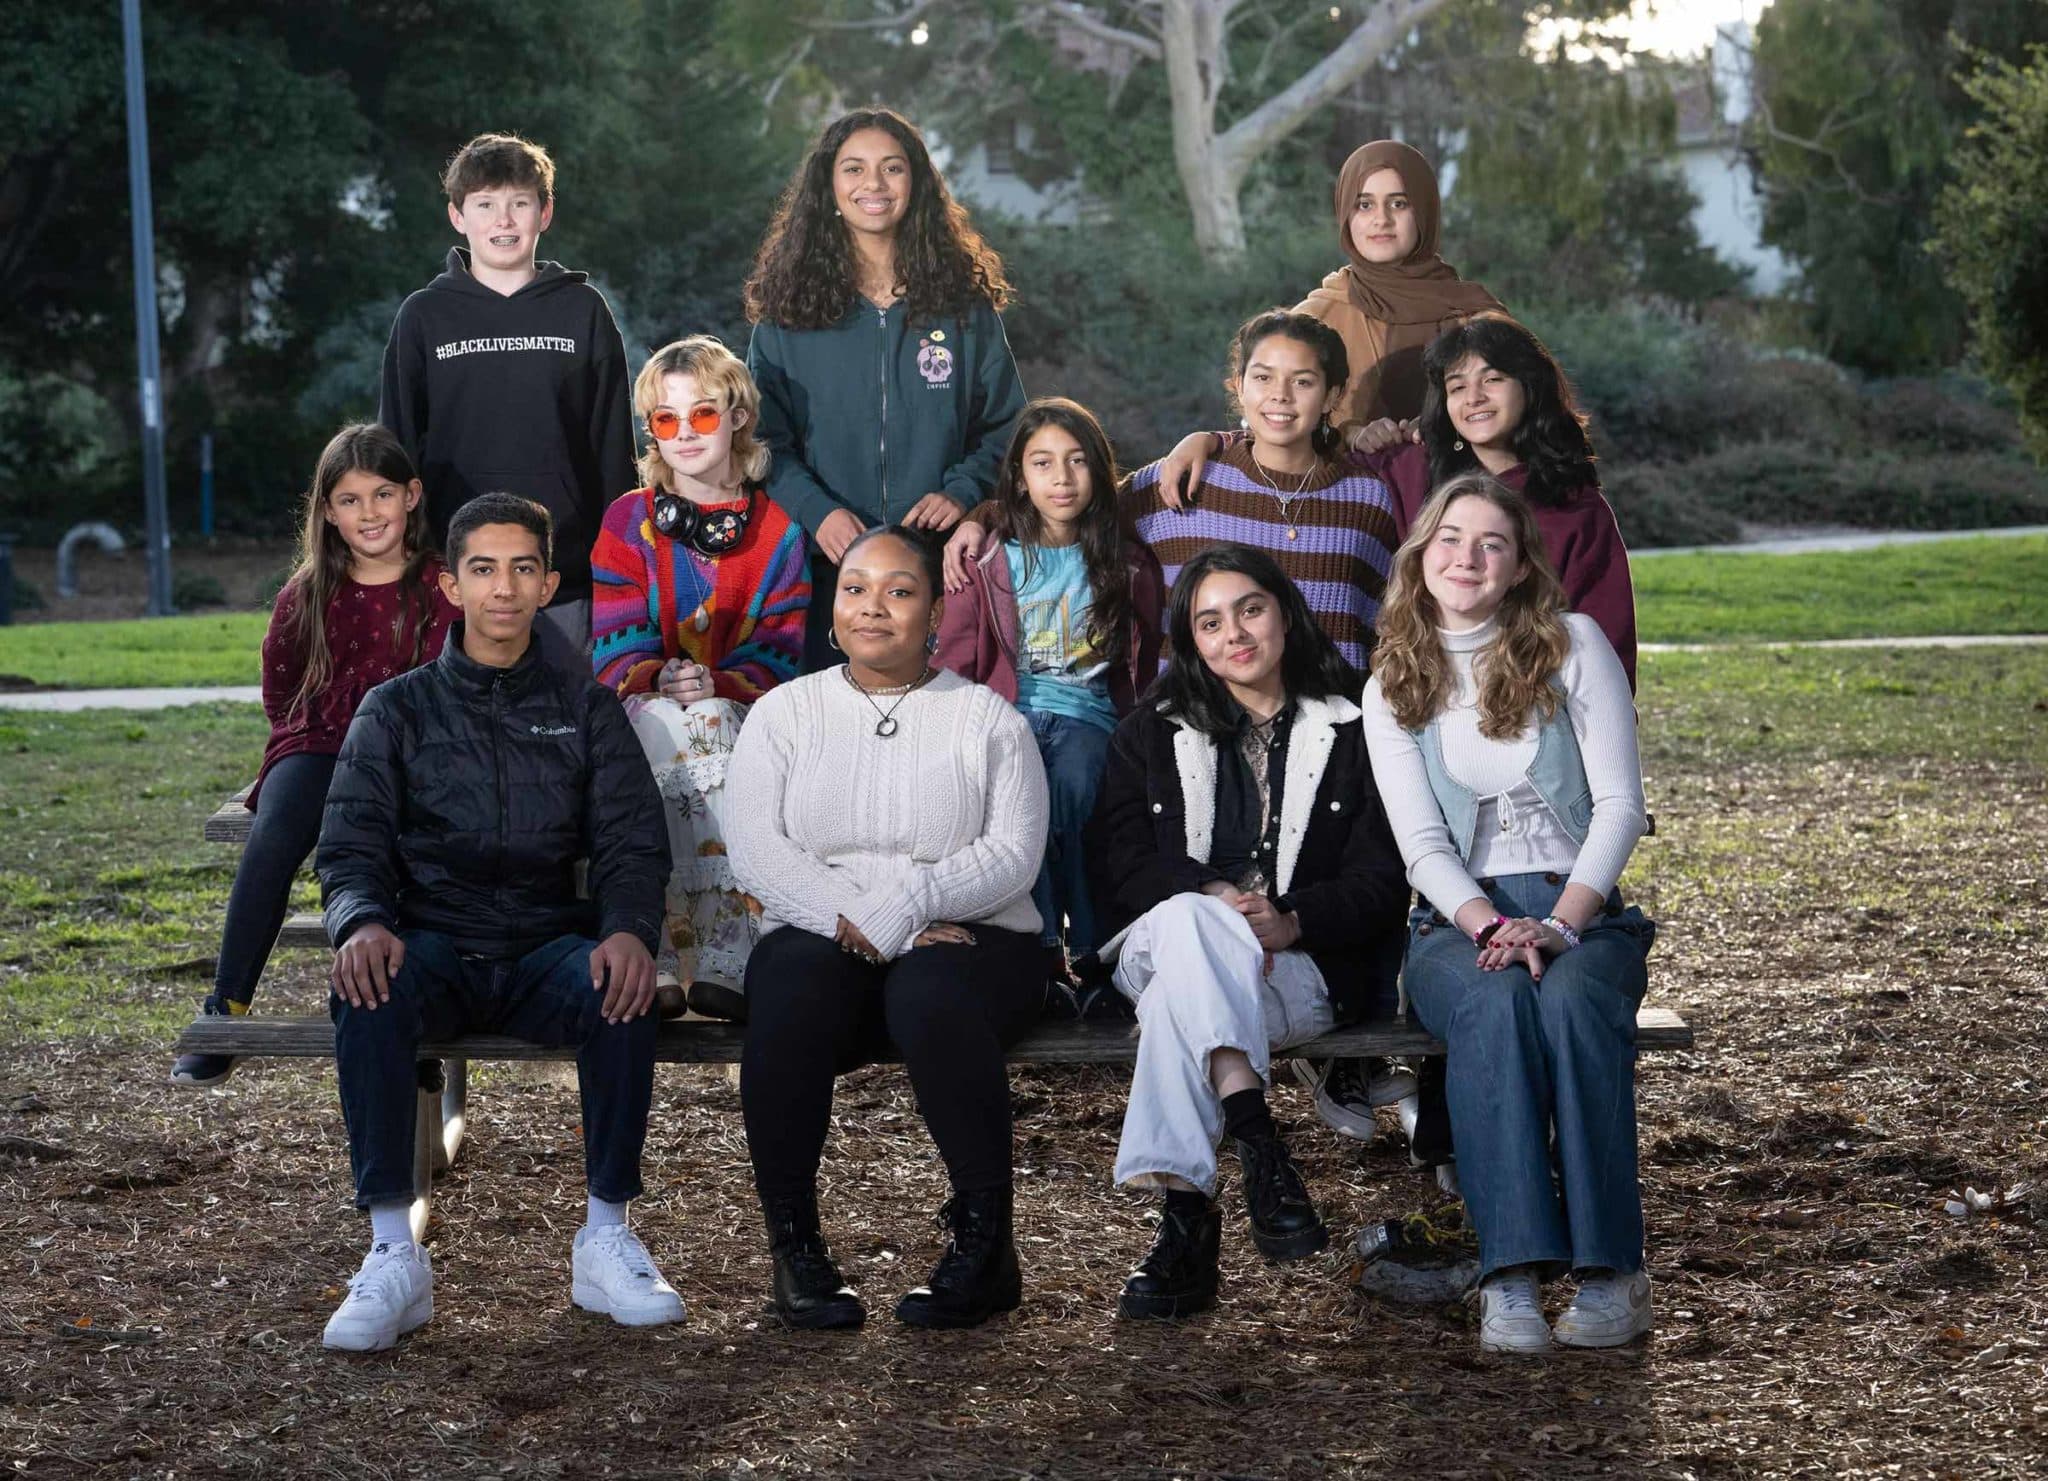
[759,1190,864,1330]
[894,1186,1022,1329]
[1118,1194,1222,1319]
[1234,1131,1328,1260]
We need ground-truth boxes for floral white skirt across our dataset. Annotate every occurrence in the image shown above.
[624,695,761,991]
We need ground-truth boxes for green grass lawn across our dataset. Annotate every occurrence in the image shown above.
[0,611,268,689]
[1632,534,2048,643]
[1,646,2042,1045]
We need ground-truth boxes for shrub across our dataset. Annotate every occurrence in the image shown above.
[172,572,229,612]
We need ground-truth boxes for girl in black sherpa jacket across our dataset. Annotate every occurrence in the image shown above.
[1084,544,1407,1321]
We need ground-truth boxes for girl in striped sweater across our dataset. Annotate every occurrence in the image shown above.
[946,310,1397,675]
[590,336,810,1019]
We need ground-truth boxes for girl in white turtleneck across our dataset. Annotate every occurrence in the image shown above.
[1362,471,1654,1357]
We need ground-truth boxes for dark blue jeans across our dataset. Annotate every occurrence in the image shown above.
[331,930,656,1209]
[211,753,335,1010]
[1023,709,1111,956]
[1402,873,1655,1283]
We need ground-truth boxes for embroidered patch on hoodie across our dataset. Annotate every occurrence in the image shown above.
[917,332,954,389]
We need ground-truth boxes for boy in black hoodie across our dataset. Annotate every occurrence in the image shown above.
[379,133,636,676]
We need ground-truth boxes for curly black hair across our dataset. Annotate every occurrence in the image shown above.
[743,107,1011,331]
[1419,311,1598,507]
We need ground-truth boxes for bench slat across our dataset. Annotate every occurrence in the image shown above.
[204,786,254,844]
[175,1006,1691,1064]
[278,913,325,948]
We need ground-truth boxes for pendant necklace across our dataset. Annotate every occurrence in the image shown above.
[1252,456,1316,540]
[844,663,934,738]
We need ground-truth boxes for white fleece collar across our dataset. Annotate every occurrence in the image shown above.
[1166,693,1358,895]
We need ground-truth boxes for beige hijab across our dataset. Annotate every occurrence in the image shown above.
[1302,140,1502,426]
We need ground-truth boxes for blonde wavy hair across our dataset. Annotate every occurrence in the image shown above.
[1372,472,1571,738]
[633,335,770,491]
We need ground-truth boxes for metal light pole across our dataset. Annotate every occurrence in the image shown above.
[122,0,174,616]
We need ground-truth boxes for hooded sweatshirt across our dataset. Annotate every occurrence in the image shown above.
[746,297,1026,539]
[379,248,637,602]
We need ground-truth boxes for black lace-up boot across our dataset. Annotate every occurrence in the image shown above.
[760,1190,864,1330]
[1234,1131,1328,1260]
[1118,1194,1222,1319]
[894,1186,1022,1329]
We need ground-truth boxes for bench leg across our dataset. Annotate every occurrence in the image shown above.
[438,1057,469,1171]
[410,1082,440,1245]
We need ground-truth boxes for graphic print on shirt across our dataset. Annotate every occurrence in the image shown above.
[917,330,954,389]
[432,334,579,361]
[1016,584,1106,682]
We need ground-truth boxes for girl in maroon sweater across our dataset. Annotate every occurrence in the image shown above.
[172,424,458,1087]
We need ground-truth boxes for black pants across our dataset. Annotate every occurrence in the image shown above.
[211,752,336,1010]
[741,924,1045,1201]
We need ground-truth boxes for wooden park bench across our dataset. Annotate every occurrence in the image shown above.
[188,784,1694,1241]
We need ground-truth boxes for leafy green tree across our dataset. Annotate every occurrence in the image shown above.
[1935,46,2048,459]
[1748,0,2048,373]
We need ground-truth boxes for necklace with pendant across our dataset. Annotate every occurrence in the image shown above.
[1252,456,1316,540]
[844,663,934,738]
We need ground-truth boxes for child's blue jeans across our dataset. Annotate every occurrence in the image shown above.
[1022,709,1111,957]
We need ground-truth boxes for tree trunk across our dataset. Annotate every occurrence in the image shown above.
[1154,0,1459,266]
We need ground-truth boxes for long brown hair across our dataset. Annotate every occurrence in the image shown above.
[983,398,1136,668]
[1372,472,1569,739]
[283,424,436,721]
[743,107,1010,330]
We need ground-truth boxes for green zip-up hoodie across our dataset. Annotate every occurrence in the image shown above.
[746,298,1027,539]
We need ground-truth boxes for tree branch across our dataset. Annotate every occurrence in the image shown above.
[1046,1,1164,61]
[806,0,942,33]
[1215,0,1455,177]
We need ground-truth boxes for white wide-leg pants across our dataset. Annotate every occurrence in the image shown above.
[1111,892,1334,1194]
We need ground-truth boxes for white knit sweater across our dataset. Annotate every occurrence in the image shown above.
[1363,612,1646,921]
[725,667,1049,959]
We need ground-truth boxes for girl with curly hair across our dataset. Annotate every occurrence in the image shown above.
[1362,471,1655,1355]
[745,107,1027,670]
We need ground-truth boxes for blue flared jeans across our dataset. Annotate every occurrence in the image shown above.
[1402,872,1655,1283]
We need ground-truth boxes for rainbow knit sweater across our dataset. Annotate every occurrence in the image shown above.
[1126,441,1399,669]
[590,485,809,702]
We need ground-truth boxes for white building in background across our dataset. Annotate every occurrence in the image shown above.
[940,118,1086,225]
[1673,22,1793,295]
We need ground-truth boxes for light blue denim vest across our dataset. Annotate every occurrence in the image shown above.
[1414,693,1593,863]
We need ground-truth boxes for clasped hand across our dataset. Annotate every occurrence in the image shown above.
[1201,881,1302,973]
[1476,916,1570,980]
[659,658,713,703]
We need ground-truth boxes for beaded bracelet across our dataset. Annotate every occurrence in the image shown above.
[1541,915,1582,950]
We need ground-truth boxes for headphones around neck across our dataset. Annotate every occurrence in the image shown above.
[652,485,756,557]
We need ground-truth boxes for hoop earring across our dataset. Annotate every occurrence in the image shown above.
[828,628,843,652]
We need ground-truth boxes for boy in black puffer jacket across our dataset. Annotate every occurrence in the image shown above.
[315,493,678,1352]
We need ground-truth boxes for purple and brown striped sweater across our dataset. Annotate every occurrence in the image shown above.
[1125,441,1399,668]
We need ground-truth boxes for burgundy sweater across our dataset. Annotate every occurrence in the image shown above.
[1368,443,1639,691]
[253,561,460,804]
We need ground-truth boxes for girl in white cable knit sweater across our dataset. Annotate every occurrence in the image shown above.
[725,525,1050,1335]
[1363,471,1655,1357]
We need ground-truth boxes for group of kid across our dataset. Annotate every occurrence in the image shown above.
[171,115,1655,1362]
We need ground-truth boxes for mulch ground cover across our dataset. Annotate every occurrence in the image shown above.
[4,756,2044,1477]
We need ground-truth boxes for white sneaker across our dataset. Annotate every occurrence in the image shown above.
[1478,1267,1551,1354]
[323,1240,433,1351]
[572,1223,685,1327]
[1553,1268,1652,1348]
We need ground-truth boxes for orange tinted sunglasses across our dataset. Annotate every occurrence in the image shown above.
[646,403,723,440]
